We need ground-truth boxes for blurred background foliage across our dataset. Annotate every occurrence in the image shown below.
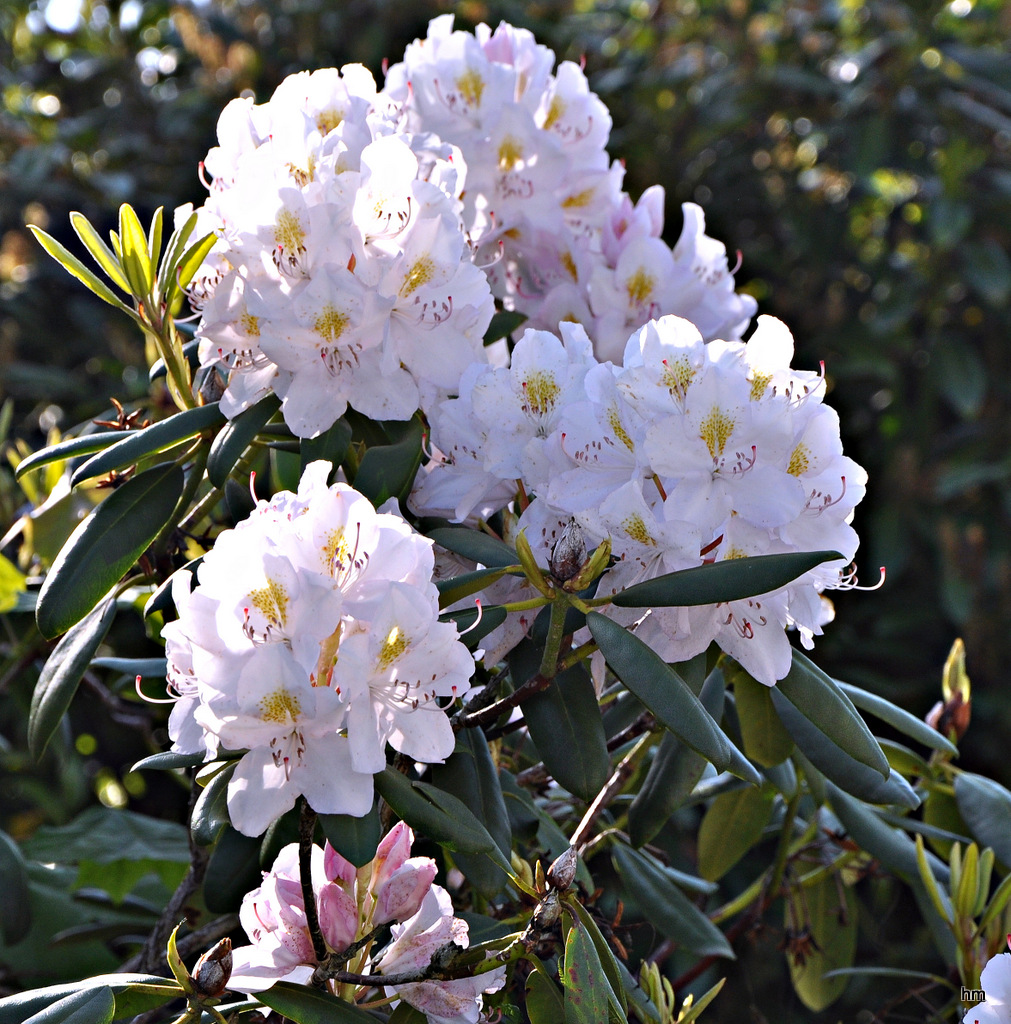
[1,0,1010,1017]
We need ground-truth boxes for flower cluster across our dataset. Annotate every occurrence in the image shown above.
[163,462,475,835]
[384,15,756,360]
[185,64,493,437]
[228,826,505,1023]
[414,315,866,685]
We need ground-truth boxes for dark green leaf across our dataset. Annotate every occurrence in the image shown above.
[257,981,376,1023]
[131,750,207,772]
[439,603,508,649]
[23,986,114,1024]
[0,831,31,945]
[562,918,610,1024]
[190,763,236,846]
[522,664,610,801]
[91,657,166,677]
[0,978,167,1024]
[730,666,794,767]
[566,900,628,1014]
[629,670,726,848]
[111,982,187,1019]
[319,805,382,869]
[207,394,280,487]
[836,681,957,756]
[954,773,1011,866]
[484,309,527,344]
[144,558,201,619]
[612,844,734,959]
[436,566,514,608]
[771,689,918,807]
[300,416,352,477]
[387,1003,427,1024]
[786,876,857,1011]
[36,462,184,638]
[204,827,261,913]
[611,551,841,608]
[29,599,116,760]
[527,970,566,1023]
[777,650,889,778]
[72,404,223,485]
[698,787,774,881]
[588,613,759,785]
[427,527,518,568]
[15,432,135,481]
[431,730,513,896]
[353,416,423,505]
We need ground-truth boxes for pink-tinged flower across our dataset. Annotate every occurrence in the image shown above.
[963,951,1011,1024]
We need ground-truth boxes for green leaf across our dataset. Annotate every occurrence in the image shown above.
[91,656,166,677]
[0,831,31,945]
[785,876,857,1012]
[0,553,26,614]
[28,226,136,315]
[36,462,184,639]
[837,681,957,756]
[963,237,1011,307]
[730,665,794,767]
[258,981,377,1023]
[698,787,774,881]
[74,859,184,905]
[484,309,527,344]
[190,762,236,846]
[629,670,727,848]
[611,551,841,608]
[300,416,352,478]
[118,204,153,297]
[527,970,566,1023]
[22,987,114,1024]
[15,431,134,481]
[612,844,734,959]
[131,749,208,772]
[29,598,116,760]
[71,403,223,485]
[439,603,508,649]
[436,566,514,608]
[431,729,513,896]
[387,1004,427,1024]
[353,416,424,506]
[149,339,199,384]
[562,918,610,1024]
[144,557,202,619]
[319,805,382,869]
[954,773,1011,866]
[522,664,611,801]
[566,900,628,1015]
[427,527,518,568]
[147,207,163,270]
[68,212,131,293]
[174,231,217,292]
[204,827,262,914]
[374,769,505,864]
[777,650,889,778]
[588,613,759,785]
[156,208,198,297]
[207,394,280,487]
[0,978,170,1024]
[111,982,186,1020]
[673,978,725,1024]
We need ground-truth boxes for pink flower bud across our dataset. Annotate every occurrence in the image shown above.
[318,881,359,952]
[323,841,357,887]
[371,822,414,892]
[373,858,437,925]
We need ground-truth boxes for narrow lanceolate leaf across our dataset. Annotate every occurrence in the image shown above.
[588,613,759,785]
[147,207,164,270]
[36,462,184,639]
[69,212,131,293]
[170,231,217,304]
[118,203,153,297]
[0,978,171,1024]
[28,227,137,316]
[319,804,382,869]
[777,649,889,778]
[770,689,919,809]
[23,986,115,1024]
[72,403,223,485]
[730,665,794,767]
[15,431,137,481]
[436,566,513,609]
[612,844,734,960]
[427,527,518,568]
[190,762,236,846]
[29,599,116,760]
[837,681,957,756]
[522,664,610,801]
[0,830,31,945]
[207,394,280,487]
[566,900,628,1015]
[526,971,566,1024]
[611,551,841,607]
[257,981,377,1023]
[562,918,610,1024]
[697,787,775,881]
[156,208,198,297]
[954,773,1011,866]
[439,603,508,650]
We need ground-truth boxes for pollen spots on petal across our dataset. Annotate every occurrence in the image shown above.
[322,528,350,574]
[274,209,306,254]
[378,625,409,669]
[455,68,485,108]
[608,403,635,451]
[241,312,260,337]
[661,356,698,400]
[722,546,747,560]
[259,686,302,723]
[401,256,436,296]
[626,267,656,307]
[788,443,811,477]
[248,577,289,627]
[543,94,566,130]
[749,371,773,401]
[700,406,735,460]
[317,108,344,135]
[561,250,578,282]
[622,514,656,547]
[522,371,561,417]
[498,135,524,171]
[562,187,595,209]
[314,304,350,343]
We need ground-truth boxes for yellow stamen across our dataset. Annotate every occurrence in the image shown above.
[626,267,655,307]
[787,443,811,477]
[699,406,735,460]
[378,625,409,669]
[259,687,301,723]
[314,305,349,343]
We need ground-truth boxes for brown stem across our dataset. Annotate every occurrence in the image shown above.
[453,671,554,732]
[298,799,328,971]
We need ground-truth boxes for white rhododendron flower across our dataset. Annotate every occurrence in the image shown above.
[163,462,474,835]
[963,951,1011,1024]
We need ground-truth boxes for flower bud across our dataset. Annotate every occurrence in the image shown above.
[564,536,612,593]
[371,822,414,892]
[927,638,971,743]
[374,858,437,925]
[323,840,357,887]
[549,519,586,582]
[191,938,233,998]
[545,846,577,891]
[318,881,359,952]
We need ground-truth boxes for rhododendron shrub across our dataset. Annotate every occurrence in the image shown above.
[7,15,1009,1024]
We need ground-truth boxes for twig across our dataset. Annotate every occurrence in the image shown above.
[299,799,328,969]
[570,734,651,852]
